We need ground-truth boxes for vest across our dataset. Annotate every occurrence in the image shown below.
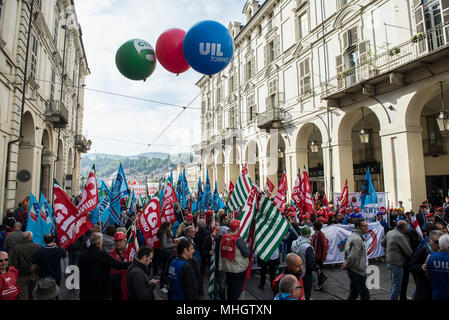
[0,266,20,300]
[220,234,239,260]
[427,252,449,300]
[168,258,197,300]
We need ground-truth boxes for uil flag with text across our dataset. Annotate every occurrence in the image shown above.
[26,193,45,246]
[360,167,378,209]
[39,192,55,236]
[110,164,129,224]
[201,170,212,212]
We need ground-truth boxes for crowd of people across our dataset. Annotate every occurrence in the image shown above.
[1,193,449,301]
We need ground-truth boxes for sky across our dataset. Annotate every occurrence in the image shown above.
[75,0,246,156]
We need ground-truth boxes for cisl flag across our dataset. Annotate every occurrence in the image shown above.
[138,198,161,249]
[160,182,178,224]
[54,181,93,249]
[77,166,98,217]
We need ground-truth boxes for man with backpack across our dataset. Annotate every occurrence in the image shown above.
[311,221,329,291]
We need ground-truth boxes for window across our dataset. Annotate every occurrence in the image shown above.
[201,100,206,114]
[0,0,4,22]
[30,35,38,79]
[216,85,223,103]
[299,58,311,95]
[50,69,55,101]
[267,12,274,31]
[229,75,236,94]
[54,19,59,45]
[299,13,309,39]
[267,79,278,108]
[342,26,358,50]
[247,95,255,122]
[245,59,255,81]
[229,107,236,128]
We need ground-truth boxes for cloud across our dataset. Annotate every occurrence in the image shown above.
[75,0,245,156]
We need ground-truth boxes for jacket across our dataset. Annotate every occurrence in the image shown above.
[159,232,174,252]
[381,227,413,266]
[167,256,199,300]
[311,230,328,261]
[291,236,318,277]
[219,235,250,273]
[4,231,24,267]
[410,244,433,300]
[344,230,367,276]
[14,240,41,277]
[78,245,130,300]
[102,234,115,253]
[127,260,155,300]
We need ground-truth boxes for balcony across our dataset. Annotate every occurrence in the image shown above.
[45,100,69,128]
[257,106,284,130]
[322,24,449,101]
[75,135,91,153]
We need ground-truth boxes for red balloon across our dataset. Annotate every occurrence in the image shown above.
[156,28,190,74]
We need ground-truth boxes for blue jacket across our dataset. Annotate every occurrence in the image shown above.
[168,257,198,300]
[273,292,297,300]
[427,251,449,300]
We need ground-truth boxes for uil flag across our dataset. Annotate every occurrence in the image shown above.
[169,170,174,186]
[301,168,314,215]
[77,166,98,218]
[201,170,212,211]
[227,164,252,212]
[192,176,202,216]
[138,198,161,249]
[54,180,93,249]
[273,172,288,213]
[338,179,349,214]
[265,177,275,198]
[360,167,378,209]
[212,181,226,212]
[98,179,112,228]
[291,172,303,215]
[161,182,178,224]
[110,164,129,224]
[181,168,191,210]
[26,193,44,246]
[39,192,55,236]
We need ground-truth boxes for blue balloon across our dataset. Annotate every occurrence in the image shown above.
[183,20,234,75]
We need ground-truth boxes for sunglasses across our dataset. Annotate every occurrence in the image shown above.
[0,259,8,263]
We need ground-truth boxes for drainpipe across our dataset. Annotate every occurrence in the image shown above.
[72,57,82,195]
[4,0,34,203]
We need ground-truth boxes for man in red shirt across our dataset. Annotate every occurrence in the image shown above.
[109,232,132,300]
[0,251,20,300]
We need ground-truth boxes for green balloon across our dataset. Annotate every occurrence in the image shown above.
[115,39,157,81]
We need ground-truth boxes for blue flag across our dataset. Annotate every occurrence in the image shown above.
[213,181,226,211]
[110,164,129,225]
[192,176,202,215]
[97,179,113,231]
[129,189,136,215]
[360,167,378,209]
[26,193,45,246]
[181,168,191,210]
[201,170,212,211]
[176,172,182,203]
[39,193,55,236]
[169,171,173,185]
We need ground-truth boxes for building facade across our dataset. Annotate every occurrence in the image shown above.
[0,0,90,218]
[194,0,449,212]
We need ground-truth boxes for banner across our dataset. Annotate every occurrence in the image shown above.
[333,192,388,221]
[138,198,160,248]
[161,182,178,224]
[317,222,385,264]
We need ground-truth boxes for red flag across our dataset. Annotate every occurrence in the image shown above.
[54,183,93,249]
[77,168,98,217]
[338,179,349,214]
[265,177,275,198]
[229,181,234,194]
[291,172,303,215]
[301,169,314,215]
[273,172,288,213]
[138,198,160,249]
[160,182,178,224]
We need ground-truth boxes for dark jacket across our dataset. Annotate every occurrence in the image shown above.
[168,256,199,300]
[416,211,425,229]
[78,245,130,300]
[410,244,433,300]
[311,230,328,261]
[14,240,41,277]
[127,260,155,300]
[272,267,301,295]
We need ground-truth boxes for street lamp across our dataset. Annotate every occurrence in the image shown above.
[436,81,449,135]
[359,107,370,144]
[310,125,320,152]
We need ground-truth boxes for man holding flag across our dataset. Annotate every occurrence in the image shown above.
[219,219,251,300]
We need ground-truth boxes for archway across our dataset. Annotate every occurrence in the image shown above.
[16,112,36,205]
[266,131,286,190]
[40,129,52,199]
[244,140,260,186]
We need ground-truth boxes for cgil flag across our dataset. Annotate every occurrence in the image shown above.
[264,177,275,198]
[273,171,288,213]
[291,171,303,216]
[227,163,252,212]
[300,168,314,215]
[160,182,178,224]
[360,167,378,209]
[254,192,290,262]
[338,179,349,214]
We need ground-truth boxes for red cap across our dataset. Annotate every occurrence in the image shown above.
[328,211,336,217]
[436,207,444,211]
[318,217,327,223]
[288,211,296,217]
[205,210,214,216]
[229,219,240,232]
[426,212,435,218]
[354,207,360,213]
[186,214,194,220]
[301,214,310,220]
[114,232,126,241]
[287,207,296,212]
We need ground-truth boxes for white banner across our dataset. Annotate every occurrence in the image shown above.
[319,222,385,265]
[333,192,389,221]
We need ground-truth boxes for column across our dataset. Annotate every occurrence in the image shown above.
[331,140,355,193]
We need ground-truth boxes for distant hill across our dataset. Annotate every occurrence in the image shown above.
[80,151,198,182]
